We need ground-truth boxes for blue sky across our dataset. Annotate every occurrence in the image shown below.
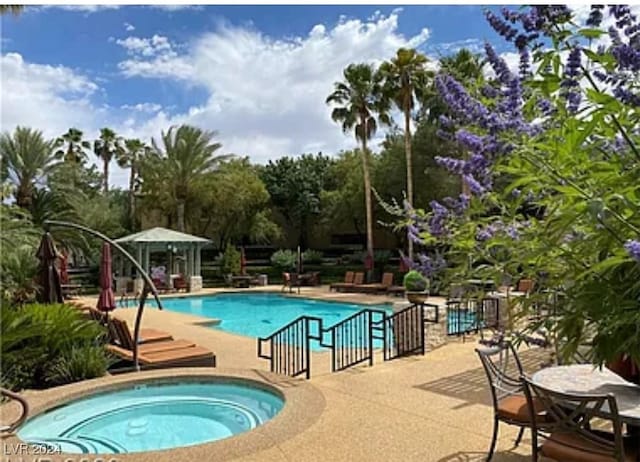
[1,4,514,187]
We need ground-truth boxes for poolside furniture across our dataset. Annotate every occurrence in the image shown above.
[107,316,174,345]
[107,344,216,369]
[386,284,405,297]
[297,271,321,287]
[523,375,636,462]
[152,277,172,293]
[231,275,252,288]
[335,272,364,293]
[329,271,355,292]
[281,272,300,294]
[476,342,539,461]
[356,272,394,294]
[515,278,535,294]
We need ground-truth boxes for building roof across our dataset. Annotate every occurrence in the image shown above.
[114,227,211,244]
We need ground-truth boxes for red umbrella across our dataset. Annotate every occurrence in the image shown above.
[240,246,247,276]
[36,232,63,304]
[59,251,69,284]
[96,243,116,315]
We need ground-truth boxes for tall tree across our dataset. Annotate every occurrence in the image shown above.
[116,138,147,228]
[326,63,390,279]
[0,127,58,209]
[93,127,123,194]
[150,125,228,232]
[260,153,336,248]
[55,128,90,164]
[380,48,433,259]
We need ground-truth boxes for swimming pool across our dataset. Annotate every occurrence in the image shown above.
[144,293,390,345]
[19,380,284,454]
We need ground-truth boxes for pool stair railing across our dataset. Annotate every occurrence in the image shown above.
[257,303,435,379]
[446,297,500,338]
[0,387,29,434]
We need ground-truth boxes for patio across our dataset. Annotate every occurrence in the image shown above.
[43,287,554,462]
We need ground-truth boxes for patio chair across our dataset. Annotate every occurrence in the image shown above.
[330,271,355,291]
[476,342,542,461]
[516,278,535,294]
[339,272,365,293]
[356,272,394,294]
[522,377,636,462]
[107,316,175,346]
[152,277,171,293]
[281,272,300,294]
[107,344,216,369]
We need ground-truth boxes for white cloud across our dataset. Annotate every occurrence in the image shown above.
[0,53,101,138]
[121,102,162,113]
[115,12,432,162]
[124,22,135,32]
[28,5,120,13]
[149,5,204,11]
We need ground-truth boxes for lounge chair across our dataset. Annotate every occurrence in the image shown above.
[152,277,171,293]
[107,344,216,369]
[355,272,394,294]
[329,271,355,291]
[386,284,405,297]
[332,272,364,293]
[107,316,174,345]
[516,278,535,294]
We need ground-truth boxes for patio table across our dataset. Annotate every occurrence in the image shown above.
[531,364,640,425]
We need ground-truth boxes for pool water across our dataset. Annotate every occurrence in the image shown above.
[143,293,390,348]
[18,381,283,454]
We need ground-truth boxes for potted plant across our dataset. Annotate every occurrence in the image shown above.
[403,270,429,304]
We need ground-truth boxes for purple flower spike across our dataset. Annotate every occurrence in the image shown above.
[624,240,640,262]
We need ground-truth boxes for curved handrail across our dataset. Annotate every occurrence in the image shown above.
[0,388,29,433]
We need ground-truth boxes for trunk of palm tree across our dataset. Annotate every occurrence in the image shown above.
[176,200,186,232]
[404,107,414,260]
[128,166,136,229]
[103,157,110,194]
[15,183,32,209]
[360,128,374,283]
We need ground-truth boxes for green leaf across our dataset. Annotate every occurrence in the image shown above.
[578,28,606,39]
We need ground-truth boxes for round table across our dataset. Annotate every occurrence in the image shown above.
[532,364,640,425]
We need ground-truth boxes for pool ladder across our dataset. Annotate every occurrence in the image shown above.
[0,387,29,434]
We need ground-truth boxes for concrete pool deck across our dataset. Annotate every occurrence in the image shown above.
[2,287,550,461]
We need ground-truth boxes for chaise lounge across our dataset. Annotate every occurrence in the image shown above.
[329,271,355,291]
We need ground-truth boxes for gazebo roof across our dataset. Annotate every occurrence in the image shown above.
[115,227,211,244]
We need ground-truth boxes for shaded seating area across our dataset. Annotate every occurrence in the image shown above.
[523,377,637,462]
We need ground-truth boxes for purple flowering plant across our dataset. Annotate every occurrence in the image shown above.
[402,5,640,366]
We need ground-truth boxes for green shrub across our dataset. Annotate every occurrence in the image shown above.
[218,246,241,276]
[45,345,114,386]
[302,249,323,264]
[403,270,428,292]
[0,303,109,391]
[270,249,296,271]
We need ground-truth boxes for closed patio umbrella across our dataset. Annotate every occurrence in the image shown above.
[297,246,303,275]
[36,232,63,304]
[96,243,116,317]
[59,251,69,284]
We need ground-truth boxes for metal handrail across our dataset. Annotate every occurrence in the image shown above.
[0,388,29,433]
[257,316,323,380]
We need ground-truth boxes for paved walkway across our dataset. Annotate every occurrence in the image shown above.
[66,287,548,461]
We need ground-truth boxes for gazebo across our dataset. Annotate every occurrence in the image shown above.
[114,227,211,293]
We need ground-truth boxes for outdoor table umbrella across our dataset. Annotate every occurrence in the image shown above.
[36,232,63,304]
[96,242,116,319]
[59,251,69,284]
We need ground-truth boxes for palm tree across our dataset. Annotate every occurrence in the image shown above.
[380,48,433,259]
[326,63,390,279]
[55,128,90,164]
[117,138,147,227]
[93,127,123,194]
[0,127,58,209]
[151,125,228,232]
